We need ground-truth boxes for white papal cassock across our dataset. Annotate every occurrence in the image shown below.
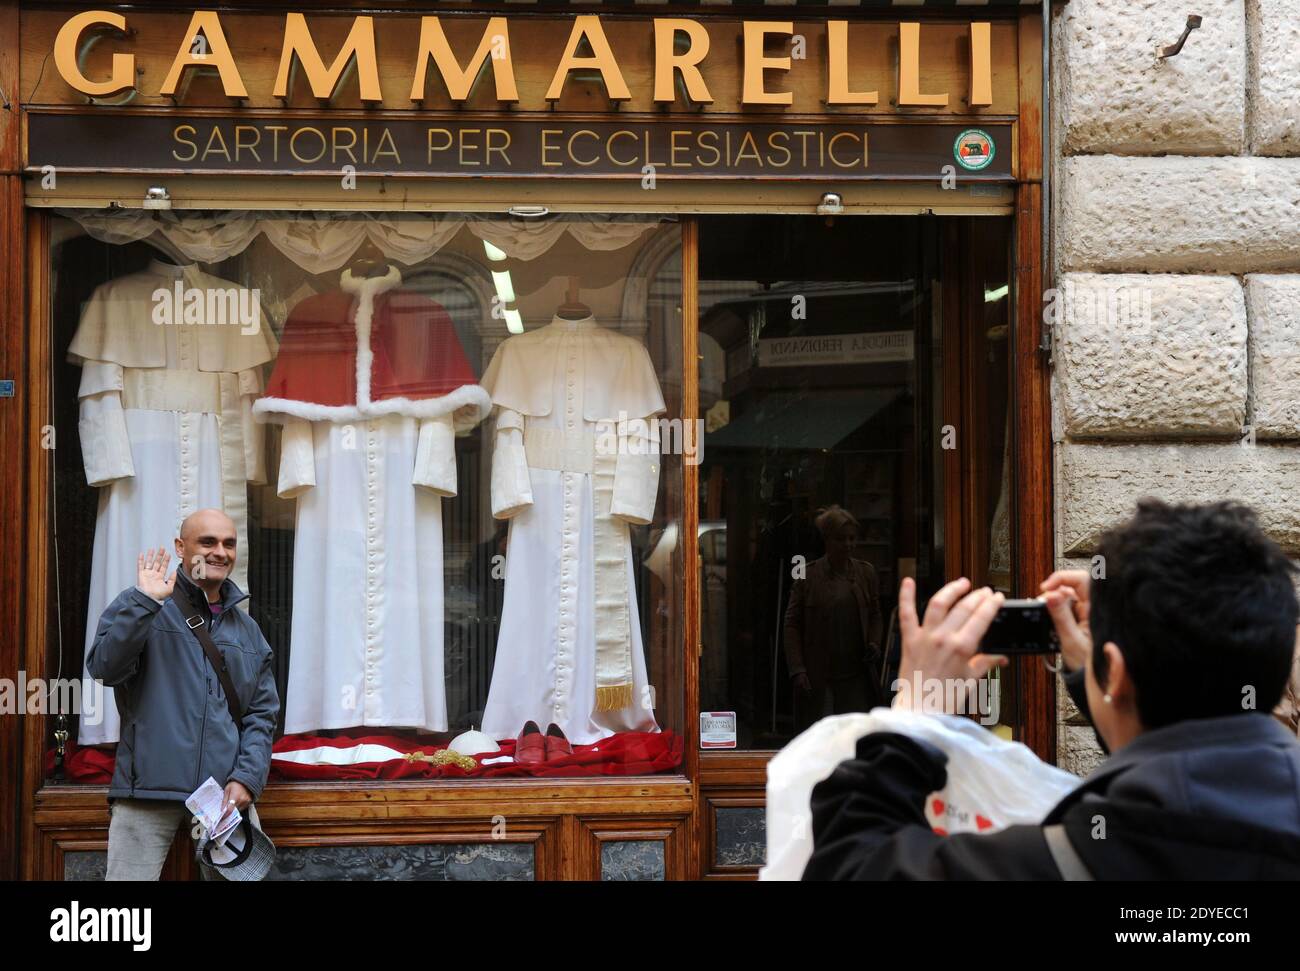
[480,315,666,746]
[71,259,277,745]
[253,266,491,735]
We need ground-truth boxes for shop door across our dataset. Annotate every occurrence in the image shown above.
[695,214,1019,876]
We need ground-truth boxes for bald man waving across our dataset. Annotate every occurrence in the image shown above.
[87,508,280,881]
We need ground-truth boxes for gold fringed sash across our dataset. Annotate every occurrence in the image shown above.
[405,749,479,771]
[592,423,633,711]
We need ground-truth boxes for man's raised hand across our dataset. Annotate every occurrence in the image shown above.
[137,547,176,601]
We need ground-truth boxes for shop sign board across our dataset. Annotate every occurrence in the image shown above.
[48,11,1001,110]
[26,10,1018,181]
[757,330,915,367]
[27,113,1012,181]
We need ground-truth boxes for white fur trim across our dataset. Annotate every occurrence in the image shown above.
[253,384,492,426]
[340,265,401,408]
[255,265,492,428]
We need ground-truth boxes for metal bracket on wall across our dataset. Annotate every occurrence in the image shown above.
[1157,15,1203,59]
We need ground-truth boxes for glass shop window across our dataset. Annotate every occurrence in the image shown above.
[44,211,685,783]
[696,214,1014,750]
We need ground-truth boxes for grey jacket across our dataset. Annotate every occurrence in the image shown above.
[86,570,279,803]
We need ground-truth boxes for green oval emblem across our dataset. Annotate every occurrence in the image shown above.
[954,129,995,171]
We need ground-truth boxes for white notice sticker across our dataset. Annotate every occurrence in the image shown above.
[700,711,738,749]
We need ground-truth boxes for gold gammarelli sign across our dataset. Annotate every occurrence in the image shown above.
[52,10,996,110]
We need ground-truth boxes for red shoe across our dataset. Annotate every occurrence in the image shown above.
[544,723,572,762]
[516,721,545,765]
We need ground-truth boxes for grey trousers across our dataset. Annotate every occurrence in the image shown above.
[105,798,260,881]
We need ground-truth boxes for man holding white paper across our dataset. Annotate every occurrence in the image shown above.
[87,508,279,881]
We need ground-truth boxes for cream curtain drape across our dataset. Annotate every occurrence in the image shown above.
[57,209,660,273]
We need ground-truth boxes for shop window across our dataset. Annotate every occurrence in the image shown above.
[696,215,1014,749]
[44,212,684,783]
[954,217,1020,740]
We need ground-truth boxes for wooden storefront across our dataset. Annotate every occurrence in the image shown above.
[0,0,1054,881]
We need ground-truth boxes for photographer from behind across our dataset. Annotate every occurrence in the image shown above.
[804,499,1300,880]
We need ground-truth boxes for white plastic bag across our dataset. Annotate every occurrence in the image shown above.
[760,708,1082,881]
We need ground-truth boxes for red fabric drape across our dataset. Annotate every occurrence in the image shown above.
[50,739,115,785]
[49,730,683,784]
[271,730,683,780]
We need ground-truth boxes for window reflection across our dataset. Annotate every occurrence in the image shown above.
[47,213,685,781]
[696,215,1011,748]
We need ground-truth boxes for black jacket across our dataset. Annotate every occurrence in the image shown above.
[804,712,1300,880]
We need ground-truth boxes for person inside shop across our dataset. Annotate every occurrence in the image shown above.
[804,499,1300,880]
[87,508,280,881]
[784,505,886,734]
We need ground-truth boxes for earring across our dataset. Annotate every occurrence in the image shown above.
[1103,694,1113,704]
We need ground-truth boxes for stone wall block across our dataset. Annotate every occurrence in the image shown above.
[1055,273,1247,438]
[1245,274,1300,438]
[1058,725,1106,778]
[1059,156,1300,274]
[1060,0,1246,156]
[1056,442,1300,555]
[1247,0,1300,155]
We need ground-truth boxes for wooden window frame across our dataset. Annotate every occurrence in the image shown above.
[0,8,1053,881]
[14,209,700,880]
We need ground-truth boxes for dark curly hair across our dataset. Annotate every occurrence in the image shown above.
[1089,499,1299,729]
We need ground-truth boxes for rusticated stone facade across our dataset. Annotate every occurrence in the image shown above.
[1052,0,1300,773]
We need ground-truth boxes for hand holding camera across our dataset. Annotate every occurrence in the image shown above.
[892,569,1098,713]
[1039,570,1094,672]
[893,577,1008,715]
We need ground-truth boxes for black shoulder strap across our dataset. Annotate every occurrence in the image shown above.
[175,592,244,732]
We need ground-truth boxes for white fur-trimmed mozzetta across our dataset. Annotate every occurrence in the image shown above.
[252,264,491,429]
